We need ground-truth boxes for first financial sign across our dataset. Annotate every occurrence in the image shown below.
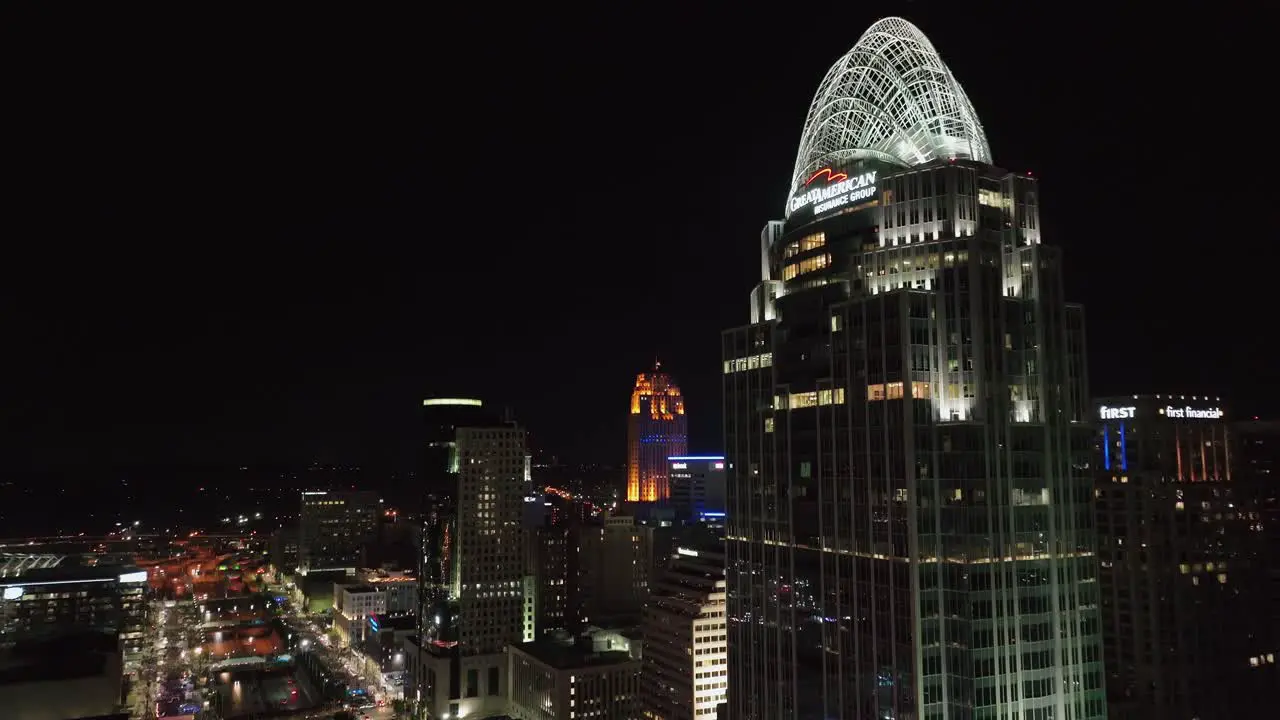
[1098,404,1224,421]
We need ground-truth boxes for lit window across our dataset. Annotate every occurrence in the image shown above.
[978,188,1003,207]
[790,392,818,409]
[800,232,826,252]
[783,253,831,281]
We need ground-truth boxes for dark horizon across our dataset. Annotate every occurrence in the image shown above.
[6,5,1270,473]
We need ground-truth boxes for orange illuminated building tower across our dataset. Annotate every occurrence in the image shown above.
[626,362,687,502]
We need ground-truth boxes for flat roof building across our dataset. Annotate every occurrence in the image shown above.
[507,636,640,720]
[666,456,725,523]
[640,545,726,720]
[0,563,147,669]
[1095,394,1274,719]
[297,490,379,574]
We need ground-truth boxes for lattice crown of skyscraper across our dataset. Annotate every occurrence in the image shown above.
[789,17,991,208]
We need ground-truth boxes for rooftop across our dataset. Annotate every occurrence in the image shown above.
[0,562,144,588]
[361,570,416,583]
[0,553,65,577]
[0,632,119,685]
[1095,393,1223,403]
[512,639,635,671]
[370,614,416,631]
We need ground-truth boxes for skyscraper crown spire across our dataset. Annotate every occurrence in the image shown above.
[788,17,990,211]
[723,17,1098,719]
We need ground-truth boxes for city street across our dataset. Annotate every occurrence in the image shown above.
[134,599,204,718]
[274,589,397,715]
[126,591,397,719]
[293,704,396,720]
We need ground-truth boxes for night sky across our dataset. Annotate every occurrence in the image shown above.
[7,5,1269,473]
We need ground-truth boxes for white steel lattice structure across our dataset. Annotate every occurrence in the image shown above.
[788,17,991,209]
[0,553,66,577]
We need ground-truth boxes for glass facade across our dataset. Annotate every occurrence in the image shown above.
[1095,396,1273,719]
[724,159,1103,720]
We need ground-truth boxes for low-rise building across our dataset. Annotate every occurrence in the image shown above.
[507,634,640,720]
[333,583,386,647]
[357,568,418,615]
[364,613,415,699]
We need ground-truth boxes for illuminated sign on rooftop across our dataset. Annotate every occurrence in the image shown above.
[1099,405,1135,420]
[1163,405,1223,420]
[1098,403,1225,421]
[423,398,483,407]
[787,168,877,217]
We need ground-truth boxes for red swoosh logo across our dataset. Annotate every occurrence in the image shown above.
[805,167,848,186]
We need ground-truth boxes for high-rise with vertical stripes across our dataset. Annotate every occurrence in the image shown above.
[722,17,1104,720]
[627,363,688,502]
[1093,395,1272,720]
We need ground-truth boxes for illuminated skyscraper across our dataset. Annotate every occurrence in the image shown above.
[418,397,494,620]
[409,398,529,719]
[1095,395,1273,720]
[723,18,1103,720]
[626,363,687,502]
